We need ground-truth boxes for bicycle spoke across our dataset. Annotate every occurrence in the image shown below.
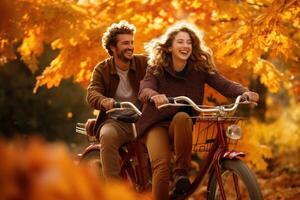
[232,172,241,200]
[213,170,253,200]
[215,166,227,200]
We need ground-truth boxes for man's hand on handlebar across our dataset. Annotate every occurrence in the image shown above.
[101,98,116,110]
[150,94,169,108]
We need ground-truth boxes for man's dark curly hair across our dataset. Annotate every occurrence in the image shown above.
[102,20,136,56]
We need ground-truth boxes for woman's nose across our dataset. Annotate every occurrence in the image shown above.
[183,42,191,47]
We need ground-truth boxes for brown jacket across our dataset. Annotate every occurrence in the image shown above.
[136,63,248,137]
[87,54,148,135]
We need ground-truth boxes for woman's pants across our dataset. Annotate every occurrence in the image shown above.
[144,112,193,200]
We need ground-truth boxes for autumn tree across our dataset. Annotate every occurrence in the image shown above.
[0,0,299,94]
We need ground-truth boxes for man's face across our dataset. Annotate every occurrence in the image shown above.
[111,34,134,62]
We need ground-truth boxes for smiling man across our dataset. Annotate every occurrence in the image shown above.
[87,20,147,180]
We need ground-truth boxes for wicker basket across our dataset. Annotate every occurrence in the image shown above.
[192,116,245,154]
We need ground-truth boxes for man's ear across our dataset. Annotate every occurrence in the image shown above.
[110,45,116,54]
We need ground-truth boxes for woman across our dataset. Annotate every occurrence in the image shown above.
[136,22,259,200]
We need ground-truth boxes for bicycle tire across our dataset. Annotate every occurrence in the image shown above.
[207,159,263,200]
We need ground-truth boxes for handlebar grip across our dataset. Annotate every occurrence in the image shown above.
[149,97,174,104]
[113,101,121,108]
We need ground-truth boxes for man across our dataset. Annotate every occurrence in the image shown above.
[87,20,147,179]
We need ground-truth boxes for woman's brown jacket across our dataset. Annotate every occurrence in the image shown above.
[136,64,248,137]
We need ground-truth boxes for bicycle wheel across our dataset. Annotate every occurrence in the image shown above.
[81,150,103,178]
[207,159,263,200]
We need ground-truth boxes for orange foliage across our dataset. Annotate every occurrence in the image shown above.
[0,0,299,94]
[0,138,151,200]
[237,121,273,170]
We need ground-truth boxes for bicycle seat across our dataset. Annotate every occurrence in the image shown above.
[111,113,140,123]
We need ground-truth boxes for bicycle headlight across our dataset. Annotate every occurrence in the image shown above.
[226,124,242,140]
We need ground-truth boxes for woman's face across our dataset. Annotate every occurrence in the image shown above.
[170,31,192,62]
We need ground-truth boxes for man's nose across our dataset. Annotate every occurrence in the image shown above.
[128,43,134,49]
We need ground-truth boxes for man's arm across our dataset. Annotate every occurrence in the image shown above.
[86,64,109,110]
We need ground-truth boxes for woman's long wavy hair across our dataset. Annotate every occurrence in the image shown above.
[145,22,216,74]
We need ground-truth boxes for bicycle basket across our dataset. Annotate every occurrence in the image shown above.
[192,116,245,154]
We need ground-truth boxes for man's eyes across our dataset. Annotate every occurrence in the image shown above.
[121,41,133,45]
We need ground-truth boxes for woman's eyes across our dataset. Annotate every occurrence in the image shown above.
[176,40,192,45]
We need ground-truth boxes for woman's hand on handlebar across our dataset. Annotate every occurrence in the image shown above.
[242,91,259,103]
[150,94,169,108]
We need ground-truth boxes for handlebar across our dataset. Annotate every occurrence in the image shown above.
[106,101,142,116]
[75,101,141,137]
[106,95,255,116]
[157,95,256,115]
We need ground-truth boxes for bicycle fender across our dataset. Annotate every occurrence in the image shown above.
[223,150,245,159]
[78,143,101,159]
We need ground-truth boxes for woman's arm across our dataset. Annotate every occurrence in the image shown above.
[138,67,170,107]
[138,67,160,103]
[205,71,249,98]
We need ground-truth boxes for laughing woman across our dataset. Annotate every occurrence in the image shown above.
[136,22,259,200]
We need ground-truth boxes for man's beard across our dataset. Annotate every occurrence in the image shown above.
[116,49,133,63]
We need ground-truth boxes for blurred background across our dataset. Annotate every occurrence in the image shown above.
[0,0,299,199]
[0,46,93,150]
